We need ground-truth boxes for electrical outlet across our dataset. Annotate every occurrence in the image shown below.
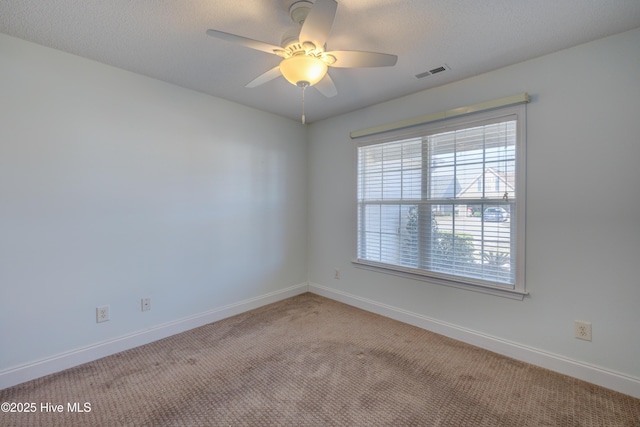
[574,320,592,341]
[141,298,151,312]
[96,305,110,323]
[334,269,340,279]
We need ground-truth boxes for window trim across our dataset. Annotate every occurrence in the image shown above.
[353,102,527,300]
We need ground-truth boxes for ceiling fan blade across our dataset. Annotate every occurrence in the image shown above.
[206,29,282,55]
[314,73,338,98]
[299,0,337,49]
[245,66,282,88]
[326,50,398,68]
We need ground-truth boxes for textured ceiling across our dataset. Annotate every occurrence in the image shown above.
[2,0,640,123]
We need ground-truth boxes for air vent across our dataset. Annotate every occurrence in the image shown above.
[415,64,450,79]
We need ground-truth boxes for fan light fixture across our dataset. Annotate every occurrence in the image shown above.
[279,54,329,124]
[279,55,328,87]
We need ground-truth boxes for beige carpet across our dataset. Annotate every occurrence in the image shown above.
[1,293,639,426]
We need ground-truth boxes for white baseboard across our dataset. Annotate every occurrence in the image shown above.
[309,283,640,399]
[0,283,309,390]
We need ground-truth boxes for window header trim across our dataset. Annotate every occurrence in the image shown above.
[350,93,530,140]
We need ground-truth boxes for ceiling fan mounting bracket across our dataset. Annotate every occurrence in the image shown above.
[289,1,313,26]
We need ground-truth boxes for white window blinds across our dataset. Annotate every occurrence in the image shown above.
[356,105,526,297]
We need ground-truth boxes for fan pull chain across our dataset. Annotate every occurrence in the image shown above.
[301,84,306,124]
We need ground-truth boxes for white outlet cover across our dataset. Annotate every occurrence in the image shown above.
[96,305,110,323]
[574,320,592,341]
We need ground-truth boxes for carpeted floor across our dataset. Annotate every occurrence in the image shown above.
[1,293,639,426]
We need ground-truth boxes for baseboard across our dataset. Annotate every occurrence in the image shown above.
[0,283,309,390]
[309,283,640,399]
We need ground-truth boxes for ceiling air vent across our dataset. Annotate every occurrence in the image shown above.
[415,64,450,79]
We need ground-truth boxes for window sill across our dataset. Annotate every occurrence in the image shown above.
[352,259,528,301]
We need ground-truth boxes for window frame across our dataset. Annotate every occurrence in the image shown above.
[353,104,527,300]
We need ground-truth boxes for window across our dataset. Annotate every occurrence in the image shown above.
[355,104,526,298]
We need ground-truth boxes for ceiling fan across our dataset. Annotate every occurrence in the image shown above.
[206,0,398,123]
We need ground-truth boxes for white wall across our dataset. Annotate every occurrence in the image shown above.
[308,27,640,384]
[0,34,307,375]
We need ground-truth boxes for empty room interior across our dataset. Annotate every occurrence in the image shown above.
[1,0,640,425]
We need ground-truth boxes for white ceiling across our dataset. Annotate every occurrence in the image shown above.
[2,0,640,123]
